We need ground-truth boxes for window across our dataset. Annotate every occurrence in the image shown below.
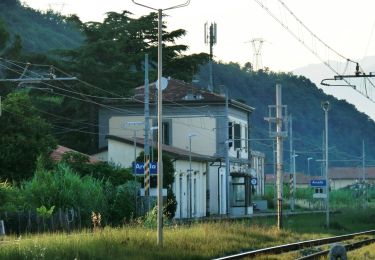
[228,122,233,147]
[162,122,170,145]
[234,123,241,149]
[244,126,248,150]
[231,177,245,207]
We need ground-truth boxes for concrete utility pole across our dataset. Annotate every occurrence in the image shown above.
[275,84,284,229]
[265,83,287,229]
[322,101,330,229]
[132,0,191,247]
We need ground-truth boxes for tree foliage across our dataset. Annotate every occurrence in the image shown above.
[0,92,56,182]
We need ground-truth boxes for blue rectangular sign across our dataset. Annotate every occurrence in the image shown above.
[310,179,326,187]
[134,162,157,175]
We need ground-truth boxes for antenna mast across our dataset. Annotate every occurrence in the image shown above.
[204,22,217,92]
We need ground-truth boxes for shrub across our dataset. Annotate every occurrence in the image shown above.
[61,151,133,186]
[22,163,106,223]
[107,181,141,225]
[0,181,24,212]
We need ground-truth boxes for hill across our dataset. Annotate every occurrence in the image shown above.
[293,56,375,121]
[197,62,375,174]
[0,0,82,53]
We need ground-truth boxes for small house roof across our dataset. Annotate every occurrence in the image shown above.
[50,145,100,164]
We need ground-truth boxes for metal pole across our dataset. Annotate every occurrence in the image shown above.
[157,8,163,246]
[322,101,330,229]
[292,150,296,211]
[131,0,191,247]
[133,130,137,180]
[144,54,150,156]
[208,24,214,92]
[362,139,366,208]
[307,157,313,176]
[289,114,294,212]
[225,88,230,216]
[189,135,192,218]
[276,84,283,229]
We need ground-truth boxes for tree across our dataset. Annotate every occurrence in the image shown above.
[56,11,208,153]
[0,92,56,182]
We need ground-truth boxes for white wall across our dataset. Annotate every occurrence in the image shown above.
[171,117,216,156]
[208,165,227,215]
[173,160,207,219]
[108,139,140,168]
[107,138,208,219]
[109,116,150,139]
[251,152,265,196]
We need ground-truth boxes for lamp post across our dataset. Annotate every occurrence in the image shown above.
[322,101,330,229]
[132,0,191,246]
[188,133,197,218]
[291,151,298,211]
[125,121,144,177]
[307,157,313,176]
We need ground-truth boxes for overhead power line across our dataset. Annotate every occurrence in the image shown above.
[254,0,375,103]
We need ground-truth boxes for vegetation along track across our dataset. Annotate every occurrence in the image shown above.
[214,229,375,259]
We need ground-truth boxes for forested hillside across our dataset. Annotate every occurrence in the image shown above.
[197,63,375,174]
[0,0,82,53]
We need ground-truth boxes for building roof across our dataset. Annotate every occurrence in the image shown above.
[328,167,375,180]
[132,78,255,112]
[50,145,100,164]
[107,135,216,162]
[265,167,375,185]
[265,173,320,185]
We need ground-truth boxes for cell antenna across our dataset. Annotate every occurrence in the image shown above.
[204,22,217,92]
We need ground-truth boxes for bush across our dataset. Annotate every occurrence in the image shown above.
[22,162,106,223]
[61,151,133,186]
[0,181,24,212]
[107,181,141,225]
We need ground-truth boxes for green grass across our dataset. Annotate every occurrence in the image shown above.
[0,209,374,259]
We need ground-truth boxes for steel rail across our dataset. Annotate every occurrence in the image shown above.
[296,237,375,260]
[213,229,375,260]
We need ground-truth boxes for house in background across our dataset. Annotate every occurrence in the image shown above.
[98,79,265,218]
[51,145,100,163]
[329,167,375,190]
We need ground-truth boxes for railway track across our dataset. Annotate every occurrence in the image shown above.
[214,229,375,259]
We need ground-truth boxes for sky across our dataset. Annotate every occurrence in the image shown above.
[23,0,375,119]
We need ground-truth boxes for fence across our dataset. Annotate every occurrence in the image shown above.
[0,208,84,235]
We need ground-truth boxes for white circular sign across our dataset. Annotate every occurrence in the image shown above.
[156,77,168,91]
[251,178,257,186]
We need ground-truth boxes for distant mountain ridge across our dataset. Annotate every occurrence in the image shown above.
[0,0,83,53]
[293,56,375,120]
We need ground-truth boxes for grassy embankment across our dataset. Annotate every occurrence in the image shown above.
[0,208,374,259]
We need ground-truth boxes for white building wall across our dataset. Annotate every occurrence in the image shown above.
[108,140,137,167]
[171,117,216,156]
[208,165,227,215]
[173,160,207,219]
[109,116,151,139]
[251,151,265,196]
[107,138,208,219]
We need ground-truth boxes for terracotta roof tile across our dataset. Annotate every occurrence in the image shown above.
[50,145,100,164]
